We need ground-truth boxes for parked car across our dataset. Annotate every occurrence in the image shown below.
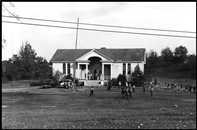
[59,79,73,89]
[41,79,54,88]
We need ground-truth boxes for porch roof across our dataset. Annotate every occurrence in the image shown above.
[50,48,146,62]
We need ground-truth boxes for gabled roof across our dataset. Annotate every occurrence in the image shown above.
[50,48,146,62]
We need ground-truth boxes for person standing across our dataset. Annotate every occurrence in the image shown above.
[126,71,132,89]
[90,86,94,97]
[193,86,196,93]
[128,84,132,98]
[142,81,145,93]
[125,86,129,99]
[154,78,157,86]
[174,83,177,89]
[167,83,169,88]
[107,79,111,91]
[117,74,121,90]
[132,84,136,93]
[149,82,154,97]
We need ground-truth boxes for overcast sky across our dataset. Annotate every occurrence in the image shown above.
[2,2,196,62]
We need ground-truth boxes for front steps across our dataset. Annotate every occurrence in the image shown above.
[79,80,107,86]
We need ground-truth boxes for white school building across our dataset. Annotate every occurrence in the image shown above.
[50,48,146,85]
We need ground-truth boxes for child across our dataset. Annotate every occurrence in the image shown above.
[125,86,129,99]
[132,84,136,93]
[90,86,94,97]
[150,82,154,97]
[142,82,145,93]
[118,81,121,90]
[128,84,132,98]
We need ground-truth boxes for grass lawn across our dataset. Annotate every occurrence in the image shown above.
[2,82,196,129]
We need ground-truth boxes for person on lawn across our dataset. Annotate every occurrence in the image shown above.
[128,84,133,98]
[132,84,136,93]
[90,86,94,97]
[149,82,154,97]
[125,86,129,99]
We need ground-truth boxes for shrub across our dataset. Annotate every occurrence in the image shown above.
[50,82,58,88]
[2,76,9,84]
[29,80,42,86]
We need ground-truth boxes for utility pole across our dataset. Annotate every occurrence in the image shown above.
[73,17,79,86]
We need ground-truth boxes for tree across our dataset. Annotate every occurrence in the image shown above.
[161,47,173,66]
[146,49,159,71]
[35,56,52,79]
[18,41,37,79]
[187,54,196,77]
[4,55,21,81]
[173,45,188,65]
[132,64,145,86]
[3,42,52,81]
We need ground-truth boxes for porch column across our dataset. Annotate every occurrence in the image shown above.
[86,64,88,80]
[77,63,80,79]
[110,64,113,79]
[126,63,128,74]
[102,63,104,80]
[65,63,67,75]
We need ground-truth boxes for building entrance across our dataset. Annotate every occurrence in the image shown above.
[88,57,102,80]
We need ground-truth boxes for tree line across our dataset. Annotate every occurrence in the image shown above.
[145,45,196,78]
[2,41,52,81]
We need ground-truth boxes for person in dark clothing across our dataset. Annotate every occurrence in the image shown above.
[142,81,145,93]
[171,84,174,89]
[154,78,157,86]
[117,74,122,90]
[193,86,196,93]
[180,83,183,89]
[90,86,94,97]
[107,79,111,91]
[167,83,169,88]
[121,86,126,98]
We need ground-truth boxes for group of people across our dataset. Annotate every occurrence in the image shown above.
[60,81,76,91]
[89,71,158,98]
[87,72,102,80]
[166,82,196,93]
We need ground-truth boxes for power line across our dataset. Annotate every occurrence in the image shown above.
[2,20,196,39]
[2,15,196,34]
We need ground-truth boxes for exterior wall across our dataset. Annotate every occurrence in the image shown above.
[139,63,144,73]
[70,63,75,77]
[52,63,63,75]
[112,63,123,78]
[52,62,145,78]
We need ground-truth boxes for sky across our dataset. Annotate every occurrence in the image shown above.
[2,2,196,62]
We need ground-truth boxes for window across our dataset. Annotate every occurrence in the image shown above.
[67,63,70,74]
[128,63,131,74]
[123,63,126,74]
[63,63,66,74]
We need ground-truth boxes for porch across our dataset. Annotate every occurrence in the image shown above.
[78,79,109,86]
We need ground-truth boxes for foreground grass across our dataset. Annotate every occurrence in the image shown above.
[2,85,196,129]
